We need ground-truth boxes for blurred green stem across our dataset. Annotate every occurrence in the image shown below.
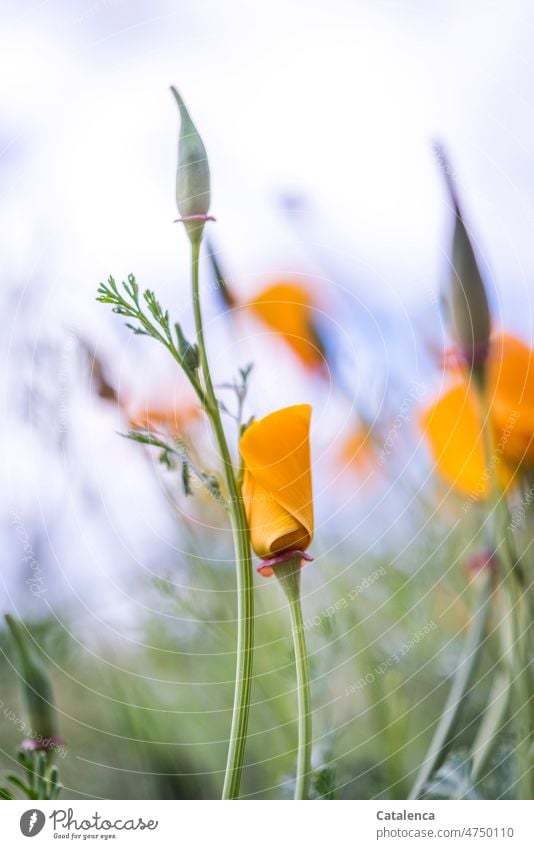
[461,610,513,798]
[275,557,312,800]
[476,380,533,799]
[500,565,533,798]
[190,237,254,800]
[409,567,492,799]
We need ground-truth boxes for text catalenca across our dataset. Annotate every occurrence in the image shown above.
[377,811,435,820]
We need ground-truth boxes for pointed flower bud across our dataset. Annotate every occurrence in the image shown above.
[171,87,212,243]
[435,144,491,378]
[5,615,61,751]
[239,404,314,577]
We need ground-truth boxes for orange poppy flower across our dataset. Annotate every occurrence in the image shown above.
[239,404,314,576]
[422,333,534,497]
[246,282,327,375]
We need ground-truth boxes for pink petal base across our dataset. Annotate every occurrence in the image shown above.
[174,214,217,223]
[438,342,490,372]
[257,549,313,578]
[20,736,65,752]
[465,549,498,575]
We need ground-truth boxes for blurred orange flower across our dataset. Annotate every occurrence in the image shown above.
[240,404,314,576]
[246,282,327,375]
[339,424,380,478]
[422,333,534,497]
[128,400,201,436]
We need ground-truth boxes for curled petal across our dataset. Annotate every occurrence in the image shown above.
[240,404,314,559]
[243,472,311,559]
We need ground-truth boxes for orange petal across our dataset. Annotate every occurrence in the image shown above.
[422,383,490,497]
[240,404,314,557]
[242,472,310,559]
[247,282,325,371]
[488,333,534,462]
[495,425,534,465]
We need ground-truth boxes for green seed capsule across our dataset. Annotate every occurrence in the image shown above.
[171,87,211,244]
[449,204,491,373]
[436,145,491,379]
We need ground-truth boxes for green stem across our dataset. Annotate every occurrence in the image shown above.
[461,607,514,797]
[492,507,532,800]
[189,237,255,800]
[409,567,493,799]
[476,380,533,799]
[500,568,533,799]
[275,558,312,800]
[468,669,511,786]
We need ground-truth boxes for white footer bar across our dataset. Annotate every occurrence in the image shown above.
[3,799,532,848]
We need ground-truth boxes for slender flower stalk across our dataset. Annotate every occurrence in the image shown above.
[475,382,533,798]
[274,556,312,799]
[189,236,255,800]
[499,573,532,799]
[409,568,493,800]
[468,668,510,789]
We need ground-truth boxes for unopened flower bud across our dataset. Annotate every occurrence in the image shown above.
[435,144,491,379]
[5,615,61,750]
[171,87,211,244]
